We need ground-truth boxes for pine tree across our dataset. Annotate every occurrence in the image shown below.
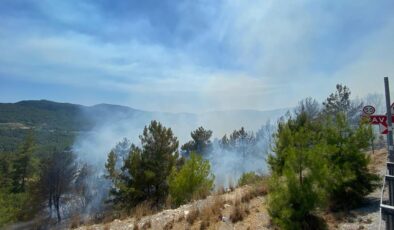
[106,120,180,210]
[105,150,118,180]
[323,113,379,210]
[169,152,214,206]
[267,112,328,229]
[11,131,35,193]
[322,84,363,124]
[181,126,212,156]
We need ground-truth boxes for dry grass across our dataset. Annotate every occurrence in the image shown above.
[215,186,226,195]
[205,196,224,216]
[103,224,110,230]
[163,219,174,230]
[133,201,154,220]
[197,195,225,227]
[241,190,253,203]
[70,213,83,228]
[230,203,250,223]
[228,180,235,192]
[141,220,151,229]
[183,195,226,228]
[199,219,210,230]
[177,215,184,222]
[186,207,200,225]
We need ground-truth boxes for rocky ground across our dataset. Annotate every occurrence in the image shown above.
[74,184,270,230]
[72,149,387,230]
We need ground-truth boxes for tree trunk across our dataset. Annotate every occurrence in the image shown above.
[371,138,375,154]
[54,196,61,222]
[48,193,52,218]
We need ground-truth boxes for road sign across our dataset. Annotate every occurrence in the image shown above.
[380,123,389,134]
[363,105,376,115]
[365,115,394,134]
[369,115,393,124]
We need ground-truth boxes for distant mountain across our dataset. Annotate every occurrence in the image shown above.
[0,100,288,152]
[0,100,88,131]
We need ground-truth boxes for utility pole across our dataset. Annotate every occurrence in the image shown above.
[384,77,394,229]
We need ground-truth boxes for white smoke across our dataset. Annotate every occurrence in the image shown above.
[71,106,282,212]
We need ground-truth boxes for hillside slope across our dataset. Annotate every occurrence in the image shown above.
[72,149,386,230]
[0,100,287,152]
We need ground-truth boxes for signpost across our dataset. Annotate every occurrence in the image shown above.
[363,104,394,135]
[366,78,394,229]
[363,105,376,115]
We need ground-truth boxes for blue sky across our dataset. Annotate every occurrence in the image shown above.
[0,0,394,112]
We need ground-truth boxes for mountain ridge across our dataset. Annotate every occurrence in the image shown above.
[0,99,288,152]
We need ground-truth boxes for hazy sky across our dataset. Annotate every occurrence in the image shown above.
[0,0,393,112]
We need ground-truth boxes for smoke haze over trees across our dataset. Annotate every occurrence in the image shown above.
[0,84,385,228]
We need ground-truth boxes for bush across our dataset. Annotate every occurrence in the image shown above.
[169,152,214,206]
[0,191,28,227]
[186,207,199,224]
[237,172,263,186]
[229,203,249,223]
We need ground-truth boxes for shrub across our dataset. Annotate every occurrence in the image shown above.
[169,152,214,206]
[163,219,174,230]
[133,201,154,220]
[186,208,199,225]
[237,172,263,186]
[229,203,249,223]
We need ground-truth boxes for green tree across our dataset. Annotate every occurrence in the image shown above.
[323,114,379,210]
[322,84,362,124]
[222,127,258,166]
[0,133,39,226]
[11,131,35,193]
[0,152,12,189]
[268,112,328,229]
[105,150,118,180]
[237,171,263,187]
[181,127,212,156]
[169,152,214,206]
[106,120,180,210]
[322,84,351,115]
[0,191,29,227]
[0,151,29,227]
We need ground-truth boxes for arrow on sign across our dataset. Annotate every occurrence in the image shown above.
[364,115,394,135]
[380,123,389,134]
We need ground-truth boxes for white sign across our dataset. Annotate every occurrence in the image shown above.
[363,105,375,115]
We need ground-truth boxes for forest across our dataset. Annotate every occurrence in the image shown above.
[0,84,385,229]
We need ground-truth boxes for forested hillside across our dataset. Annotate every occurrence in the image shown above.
[0,100,284,153]
[0,100,148,152]
[0,100,84,152]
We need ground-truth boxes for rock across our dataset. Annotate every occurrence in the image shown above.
[221,216,230,223]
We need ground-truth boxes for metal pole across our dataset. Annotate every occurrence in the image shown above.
[385,77,394,161]
[384,76,394,229]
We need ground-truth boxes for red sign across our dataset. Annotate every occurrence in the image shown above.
[368,115,394,125]
[365,115,394,134]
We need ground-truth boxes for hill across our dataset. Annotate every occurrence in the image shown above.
[0,100,287,153]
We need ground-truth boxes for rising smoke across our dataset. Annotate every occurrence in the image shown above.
[70,106,282,213]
